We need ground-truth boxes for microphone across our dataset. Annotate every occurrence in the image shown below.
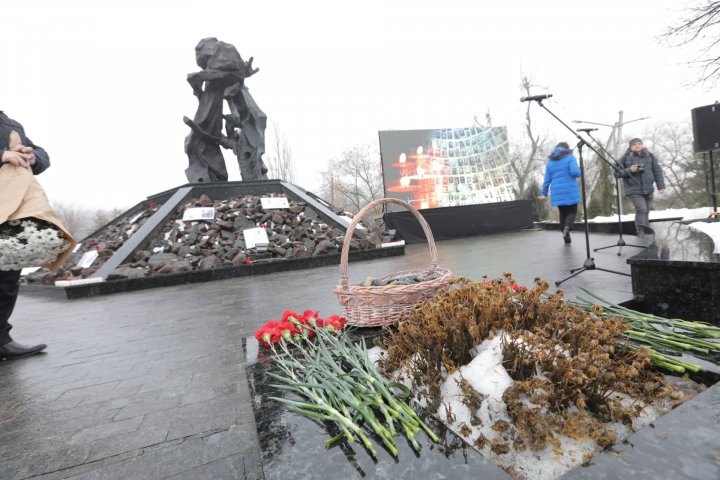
[520,93,553,102]
[576,128,598,133]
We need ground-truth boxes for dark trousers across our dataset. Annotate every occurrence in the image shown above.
[628,193,653,234]
[558,204,578,232]
[0,269,21,344]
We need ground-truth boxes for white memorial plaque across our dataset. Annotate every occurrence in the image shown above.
[381,240,405,248]
[76,250,99,269]
[243,227,270,249]
[260,197,290,209]
[128,211,146,224]
[182,207,215,221]
[55,277,105,287]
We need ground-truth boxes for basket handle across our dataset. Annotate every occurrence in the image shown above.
[339,197,439,290]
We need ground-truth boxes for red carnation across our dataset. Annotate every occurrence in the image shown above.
[282,310,300,323]
[302,310,320,325]
[278,321,300,336]
[323,314,347,331]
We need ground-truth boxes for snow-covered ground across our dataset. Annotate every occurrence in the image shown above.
[592,206,720,254]
[368,339,671,480]
[588,206,713,224]
[686,221,720,254]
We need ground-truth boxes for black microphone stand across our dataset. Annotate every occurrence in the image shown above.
[526,99,631,286]
[583,130,645,255]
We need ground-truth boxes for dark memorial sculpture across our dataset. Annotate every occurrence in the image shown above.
[184,38,269,183]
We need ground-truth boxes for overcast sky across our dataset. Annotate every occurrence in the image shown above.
[2,0,714,210]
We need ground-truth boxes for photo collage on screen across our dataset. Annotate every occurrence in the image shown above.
[380,126,515,210]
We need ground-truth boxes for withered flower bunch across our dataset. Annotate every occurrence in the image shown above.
[379,274,677,452]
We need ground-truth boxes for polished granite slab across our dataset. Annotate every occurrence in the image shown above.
[562,381,720,480]
[629,219,720,265]
[245,334,720,480]
[627,220,720,324]
[244,337,510,479]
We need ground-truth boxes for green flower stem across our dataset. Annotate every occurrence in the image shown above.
[319,327,439,445]
[573,289,720,373]
[266,324,439,457]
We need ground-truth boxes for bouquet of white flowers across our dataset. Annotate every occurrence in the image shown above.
[0,218,71,271]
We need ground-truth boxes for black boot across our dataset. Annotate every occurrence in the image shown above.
[562,226,571,244]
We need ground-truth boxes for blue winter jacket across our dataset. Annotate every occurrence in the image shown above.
[541,146,581,207]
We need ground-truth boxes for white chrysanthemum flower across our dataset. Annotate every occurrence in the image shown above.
[41,229,59,240]
[0,219,71,271]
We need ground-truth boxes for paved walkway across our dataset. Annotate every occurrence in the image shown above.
[1,230,636,479]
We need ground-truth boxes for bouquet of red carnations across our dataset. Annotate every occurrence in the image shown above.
[254,309,347,347]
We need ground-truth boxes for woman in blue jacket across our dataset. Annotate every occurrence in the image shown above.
[539,142,581,244]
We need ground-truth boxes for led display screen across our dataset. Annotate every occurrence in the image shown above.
[379,126,514,210]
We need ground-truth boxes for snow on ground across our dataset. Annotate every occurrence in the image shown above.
[686,221,720,254]
[588,206,714,223]
[369,335,670,480]
[588,206,720,253]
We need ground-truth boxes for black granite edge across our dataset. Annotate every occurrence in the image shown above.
[244,327,720,480]
[561,380,720,479]
[20,246,405,300]
[626,257,720,269]
[243,336,511,479]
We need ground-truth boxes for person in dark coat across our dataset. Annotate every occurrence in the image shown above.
[0,111,50,360]
[614,138,665,236]
[539,142,581,244]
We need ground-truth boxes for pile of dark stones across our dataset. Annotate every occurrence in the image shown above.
[24,204,161,284]
[26,194,395,284]
[367,273,442,286]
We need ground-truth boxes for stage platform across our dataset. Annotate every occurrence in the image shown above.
[3,229,717,479]
[384,200,533,244]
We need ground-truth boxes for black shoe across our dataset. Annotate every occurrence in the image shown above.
[0,341,47,360]
[562,227,571,244]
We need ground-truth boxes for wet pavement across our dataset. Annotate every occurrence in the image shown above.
[1,230,641,479]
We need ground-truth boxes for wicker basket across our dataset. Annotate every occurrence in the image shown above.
[334,198,453,327]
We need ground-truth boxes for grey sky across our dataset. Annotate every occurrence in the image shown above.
[2,0,713,210]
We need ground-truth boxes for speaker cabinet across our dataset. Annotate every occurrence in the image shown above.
[692,103,720,153]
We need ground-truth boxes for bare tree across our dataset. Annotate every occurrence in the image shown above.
[665,1,720,85]
[510,75,552,198]
[318,144,384,213]
[644,121,708,208]
[502,75,554,220]
[265,122,295,181]
[51,202,93,239]
[89,207,126,234]
[576,129,622,219]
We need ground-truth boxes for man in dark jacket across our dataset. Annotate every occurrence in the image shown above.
[0,111,50,359]
[615,138,665,236]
